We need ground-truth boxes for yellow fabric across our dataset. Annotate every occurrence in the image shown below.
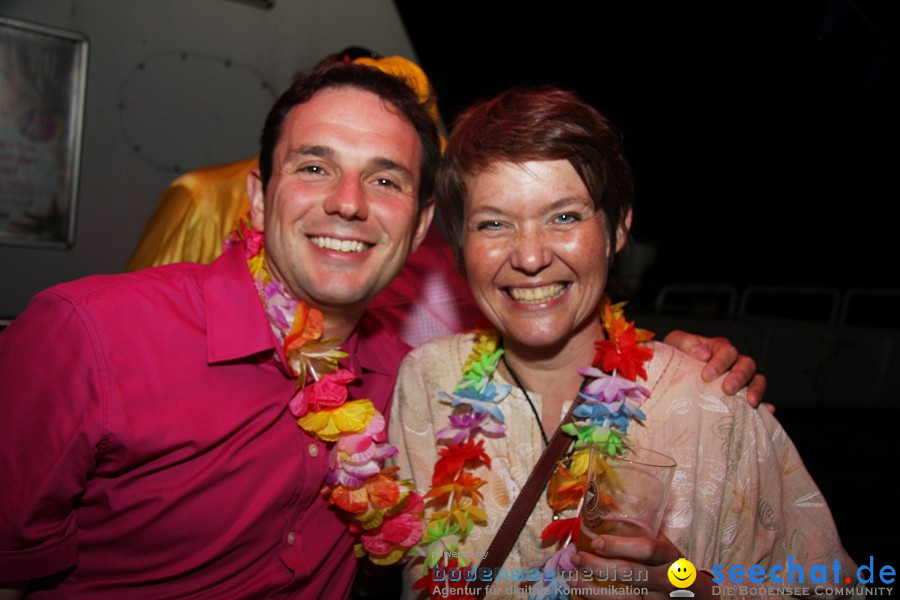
[354,55,444,150]
[126,157,256,270]
[126,55,441,272]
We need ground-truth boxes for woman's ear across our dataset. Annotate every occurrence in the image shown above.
[615,208,634,253]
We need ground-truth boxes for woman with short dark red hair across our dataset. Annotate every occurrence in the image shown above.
[390,87,855,600]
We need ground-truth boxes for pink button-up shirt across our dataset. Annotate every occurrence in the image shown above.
[0,244,407,599]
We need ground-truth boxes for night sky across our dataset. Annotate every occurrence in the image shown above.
[394,2,900,299]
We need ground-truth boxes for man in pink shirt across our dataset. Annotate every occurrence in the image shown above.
[0,60,440,600]
[0,60,760,599]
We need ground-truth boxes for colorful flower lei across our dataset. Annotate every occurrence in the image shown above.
[412,298,655,600]
[232,222,424,565]
[229,220,654,586]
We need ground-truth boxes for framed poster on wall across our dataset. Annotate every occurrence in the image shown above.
[0,16,88,248]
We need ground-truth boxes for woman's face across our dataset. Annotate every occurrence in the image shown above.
[463,159,628,351]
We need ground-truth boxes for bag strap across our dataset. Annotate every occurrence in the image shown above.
[472,396,583,599]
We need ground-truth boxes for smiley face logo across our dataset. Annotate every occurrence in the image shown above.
[668,558,697,588]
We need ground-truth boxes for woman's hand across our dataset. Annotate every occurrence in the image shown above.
[570,533,717,600]
[662,330,770,411]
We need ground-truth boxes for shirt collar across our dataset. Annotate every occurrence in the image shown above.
[203,243,275,364]
[344,313,409,377]
[203,243,408,375]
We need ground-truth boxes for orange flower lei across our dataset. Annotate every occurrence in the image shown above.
[234,222,424,565]
[412,298,655,599]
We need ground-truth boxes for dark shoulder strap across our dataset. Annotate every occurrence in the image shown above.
[472,397,582,598]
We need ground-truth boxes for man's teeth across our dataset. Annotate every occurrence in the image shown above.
[508,284,566,303]
[310,236,368,253]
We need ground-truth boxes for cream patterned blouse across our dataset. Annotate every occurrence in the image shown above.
[389,333,859,599]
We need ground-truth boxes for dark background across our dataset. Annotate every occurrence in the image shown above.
[395,1,900,295]
[393,0,899,576]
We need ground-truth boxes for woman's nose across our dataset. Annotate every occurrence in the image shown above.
[323,177,368,220]
[509,231,552,274]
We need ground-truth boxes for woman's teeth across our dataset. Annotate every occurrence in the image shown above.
[310,236,368,253]
[508,283,566,303]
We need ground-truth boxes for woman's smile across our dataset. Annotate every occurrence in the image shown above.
[463,159,615,350]
[505,282,568,304]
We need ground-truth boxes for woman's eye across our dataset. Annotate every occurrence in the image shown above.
[477,220,503,231]
[554,213,581,224]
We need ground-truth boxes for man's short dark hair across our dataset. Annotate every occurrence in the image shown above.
[258,61,440,208]
[437,87,635,267]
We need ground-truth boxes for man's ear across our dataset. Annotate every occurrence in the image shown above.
[248,167,265,231]
[615,208,634,253]
[410,201,435,254]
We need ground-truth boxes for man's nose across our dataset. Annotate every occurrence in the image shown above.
[323,177,368,220]
[509,229,552,274]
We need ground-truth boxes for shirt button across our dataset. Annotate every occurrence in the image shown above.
[308,444,318,457]
[287,532,296,545]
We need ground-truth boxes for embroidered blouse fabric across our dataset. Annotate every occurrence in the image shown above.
[389,333,857,599]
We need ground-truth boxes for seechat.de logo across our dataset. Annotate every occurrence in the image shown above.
[710,555,895,597]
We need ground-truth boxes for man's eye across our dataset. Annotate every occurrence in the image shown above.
[299,165,325,175]
[374,178,399,189]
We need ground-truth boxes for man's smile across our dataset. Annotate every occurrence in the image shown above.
[309,236,371,253]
